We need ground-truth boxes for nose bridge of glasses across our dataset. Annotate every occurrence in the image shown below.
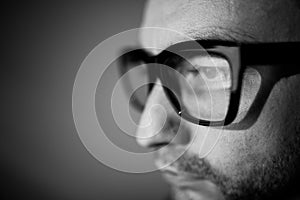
[141,61,183,124]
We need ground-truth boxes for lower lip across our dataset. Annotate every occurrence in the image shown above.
[162,172,224,200]
[162,172,206,188]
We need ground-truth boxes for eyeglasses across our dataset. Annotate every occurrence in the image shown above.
[118,40,300,127]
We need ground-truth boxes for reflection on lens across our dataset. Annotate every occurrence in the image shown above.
[178,55,231,121]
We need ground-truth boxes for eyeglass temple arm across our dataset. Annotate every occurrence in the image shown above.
[241,42,300,67]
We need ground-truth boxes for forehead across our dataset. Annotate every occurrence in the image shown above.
[139,0,300,52]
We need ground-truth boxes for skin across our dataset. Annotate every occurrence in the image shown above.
[135,0,300,200]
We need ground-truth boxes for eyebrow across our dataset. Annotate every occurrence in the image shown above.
[139,26,258,56]
[186,26,258,43]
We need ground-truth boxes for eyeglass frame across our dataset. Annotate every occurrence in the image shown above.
[119,40,300,128]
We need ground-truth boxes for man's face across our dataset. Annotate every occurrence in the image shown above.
[135,0,300,200]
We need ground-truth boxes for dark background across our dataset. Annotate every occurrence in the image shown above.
[3,1,169,200]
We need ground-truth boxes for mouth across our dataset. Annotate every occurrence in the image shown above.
[154,148,224,199]
[160,166,208,188]
[161,168,224,200]
[154,147,208,183]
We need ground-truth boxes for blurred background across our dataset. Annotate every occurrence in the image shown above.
[2,1,169,200]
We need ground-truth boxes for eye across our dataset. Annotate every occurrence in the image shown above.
[200,67,219,80]
[183,55,232,90]
[199,66,229,83]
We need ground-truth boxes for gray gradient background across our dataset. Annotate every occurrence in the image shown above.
[3,1,169,200]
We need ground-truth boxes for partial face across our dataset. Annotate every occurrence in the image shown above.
[136,0,300,200]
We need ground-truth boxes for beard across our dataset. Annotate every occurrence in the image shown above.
[162,130,300,200]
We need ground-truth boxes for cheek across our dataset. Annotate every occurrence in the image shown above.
[203,75,300,177]
[234,68,262,123]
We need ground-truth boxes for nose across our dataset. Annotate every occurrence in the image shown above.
[136,81,191,149]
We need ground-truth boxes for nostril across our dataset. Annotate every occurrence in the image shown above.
[149,142,170,150]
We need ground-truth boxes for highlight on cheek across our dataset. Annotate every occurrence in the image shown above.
[235,68,262,122]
